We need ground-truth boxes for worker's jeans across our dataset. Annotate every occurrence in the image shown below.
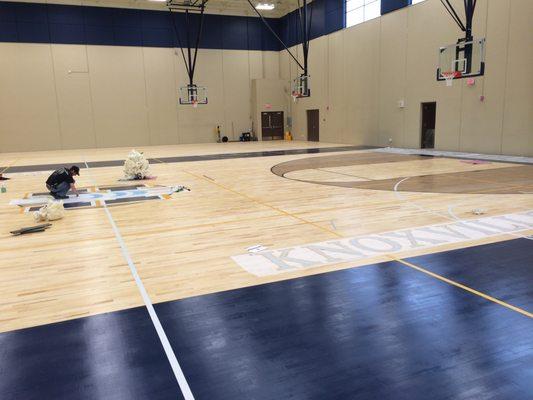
[47,181,70,197]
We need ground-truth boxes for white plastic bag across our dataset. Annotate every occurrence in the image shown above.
[124,149,150,180]
[33,200,65,222]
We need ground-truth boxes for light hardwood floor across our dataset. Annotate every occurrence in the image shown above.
[1,142,532,332]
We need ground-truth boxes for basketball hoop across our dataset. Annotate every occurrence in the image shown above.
[179,84,208,106]
[292,75,310,99]
[441,71,462,86]
[291,91,300,102]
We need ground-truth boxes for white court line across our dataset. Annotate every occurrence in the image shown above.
[393,176,533,241]
[83,160,195,400]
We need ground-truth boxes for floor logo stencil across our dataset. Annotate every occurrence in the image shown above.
[232,211,533,276]
[10,184,188,212]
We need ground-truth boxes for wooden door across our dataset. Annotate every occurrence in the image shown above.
[306,109,319,142]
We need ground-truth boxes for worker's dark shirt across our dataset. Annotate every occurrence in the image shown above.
[46,168,74,187]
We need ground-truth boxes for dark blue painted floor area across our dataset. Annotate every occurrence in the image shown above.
[1,239,532,399]
[406,238,533,312]
[0,307,182,400]
[156,256,533,399]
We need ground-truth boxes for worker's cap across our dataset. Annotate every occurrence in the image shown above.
[70,166,80,176]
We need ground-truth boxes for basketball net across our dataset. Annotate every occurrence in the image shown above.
[442,71,461,87]
[192,100,198,108]
[291,91,299,103]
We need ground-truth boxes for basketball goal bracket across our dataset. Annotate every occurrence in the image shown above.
[437,0,485,85]
[247,0,312,100]
[168,0,209,106]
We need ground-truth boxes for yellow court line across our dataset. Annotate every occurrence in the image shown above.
[388,255,533,319]
[0,158,20,175]
[184,170,343,239]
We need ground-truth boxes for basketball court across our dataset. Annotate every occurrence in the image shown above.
[0,0,532,399]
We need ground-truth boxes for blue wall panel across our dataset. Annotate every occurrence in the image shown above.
[0,1,344,50]
[83,6,113,26]
[0,21,17,41]
[49,23,85,45]
[114,25,143,47]
[381,0,410,15]
[222,15,248,50]
[280,0,345,47]
[325,10,344,35]
[246,17,263,51]
[142,27,174,48]
[263,18,281,51]
[201,14,223,49]
[85,25,114,46]
[309,0,325,40]
[48,4,84,25]
[17,22,50,43]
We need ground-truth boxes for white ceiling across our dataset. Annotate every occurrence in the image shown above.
[10,0,309,17]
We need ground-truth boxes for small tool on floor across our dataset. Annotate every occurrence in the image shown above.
[10,223,52,236]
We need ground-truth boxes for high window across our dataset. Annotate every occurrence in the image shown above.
[346,0,381,28]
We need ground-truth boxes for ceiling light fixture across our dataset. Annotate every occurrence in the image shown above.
[256,3,275,10]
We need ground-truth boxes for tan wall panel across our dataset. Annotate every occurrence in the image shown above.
[248,51,264,80]
[0,43,61,152]
[501,0,533,156]
[323,31,344,144]
[263,51,280,80]
[51,44,96,149]
[142,47,179,145]
[88,46,150,148]
[378,11,407,147]
[222,50,252,141]
[343,19,380,146]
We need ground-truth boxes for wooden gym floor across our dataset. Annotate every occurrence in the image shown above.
[0,141,532,399]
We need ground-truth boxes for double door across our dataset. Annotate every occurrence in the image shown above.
[262,111,284,141]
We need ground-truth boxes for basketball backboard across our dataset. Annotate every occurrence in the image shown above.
[179,84,208,107]
[292,75,310,101]
[437,38,485,82]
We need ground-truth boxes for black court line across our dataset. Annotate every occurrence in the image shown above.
[1,239,532,399]
[28,202,93,210]
[105,196,160,205]
[99,185,146,191]
[0,146,377,173]
[63,201,93,209]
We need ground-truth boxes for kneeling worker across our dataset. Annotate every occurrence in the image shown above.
[46,166,80,199]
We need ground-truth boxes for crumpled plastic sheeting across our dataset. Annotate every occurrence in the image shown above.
[33,200,65,222]
[124,149,150,180]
